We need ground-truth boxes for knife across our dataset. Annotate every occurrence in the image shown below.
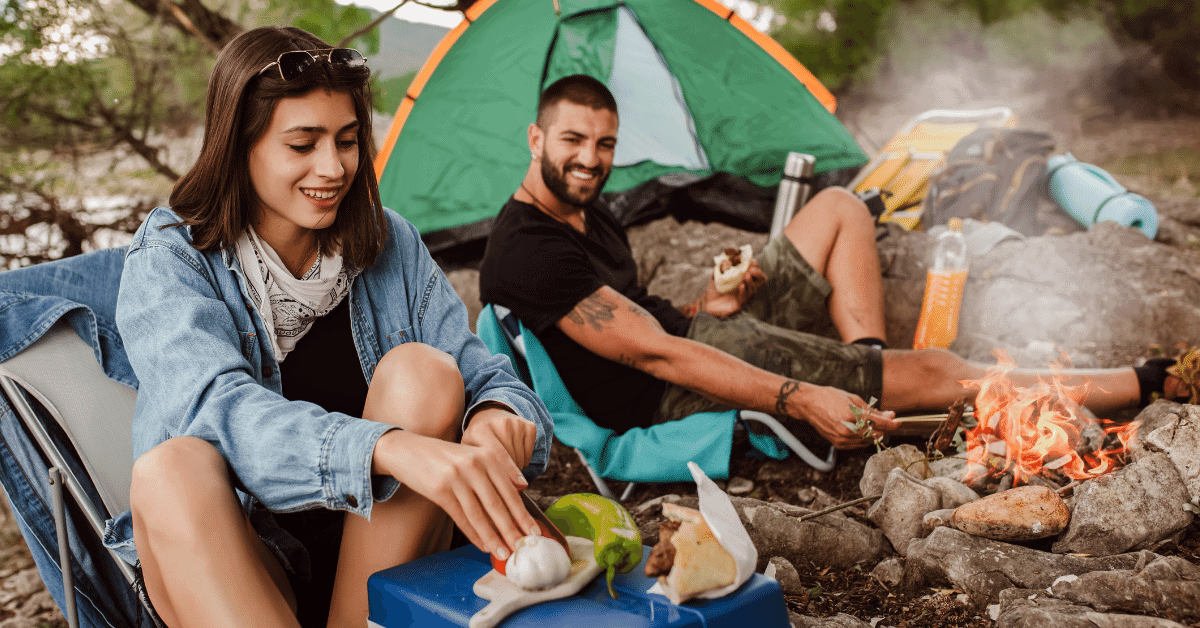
[520,491,569,547]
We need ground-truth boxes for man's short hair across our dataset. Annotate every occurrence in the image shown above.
[536,74,618,128]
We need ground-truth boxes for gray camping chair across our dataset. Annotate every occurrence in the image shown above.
[0,321,150,628]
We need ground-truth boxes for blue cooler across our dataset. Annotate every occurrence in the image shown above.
[367,544,790,628]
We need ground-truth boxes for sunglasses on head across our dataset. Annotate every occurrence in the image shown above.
[258,48,367,81]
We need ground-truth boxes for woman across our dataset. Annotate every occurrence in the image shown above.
[104,26,553,627]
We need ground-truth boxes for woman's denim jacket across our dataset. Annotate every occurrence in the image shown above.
[6,206,553,567]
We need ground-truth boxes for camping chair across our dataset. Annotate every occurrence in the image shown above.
[0,321,157,628]
[476,305,836,501]
[848,107,1016,230]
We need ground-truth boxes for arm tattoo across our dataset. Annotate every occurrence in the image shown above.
[775,379,801,419]
[566,293,618,331]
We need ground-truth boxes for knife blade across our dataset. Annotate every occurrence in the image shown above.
[520,491,568,547]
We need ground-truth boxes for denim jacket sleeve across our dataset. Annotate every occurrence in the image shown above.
[375,214,553,481]
[116,210,393,519]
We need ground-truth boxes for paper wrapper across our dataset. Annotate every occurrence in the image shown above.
[647,461,757,602]
[712,245,753,294]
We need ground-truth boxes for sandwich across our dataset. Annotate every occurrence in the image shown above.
[712,245,753,294]
[644,502,737,604]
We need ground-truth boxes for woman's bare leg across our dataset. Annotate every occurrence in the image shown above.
[782,187,887,343]
[326,343,464,628]
[131,436,299,628]
[879,348,1141,414]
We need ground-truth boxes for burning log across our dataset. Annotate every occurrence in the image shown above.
[960,350,1139,488]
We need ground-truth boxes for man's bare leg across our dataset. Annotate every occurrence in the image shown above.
[879,348,1142,415]
[131,436,300,628]
[782,187,887,344]
[325,343,464,628]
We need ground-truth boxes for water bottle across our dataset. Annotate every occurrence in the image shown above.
[913,218,969,350]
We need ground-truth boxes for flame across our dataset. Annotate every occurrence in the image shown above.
[961,350,1138,486]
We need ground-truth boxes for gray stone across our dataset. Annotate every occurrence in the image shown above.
[1141,405,1200,499]
[1131,402,1193,453]
[1138,555,1200,582]
[8,570,39,598]
[790,613,873,628]
[905,526,1158,606]
[994,589,1187,628]
[859,445,932,498]
[870,557,905,587]
[1053,453,1193,556]
[768,556,804,597]
[733,497,887,571]
[867,467,942,556]
[922,509,955,535]
[1048,569,1200,620]
[928,456,968,480]
[796,486,842,512]
[726,476,754,495]
[633,494,681,516]
[921,476,979,509]
[951,485,1070,541]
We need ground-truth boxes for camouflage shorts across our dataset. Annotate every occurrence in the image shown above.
[656,236,883,422]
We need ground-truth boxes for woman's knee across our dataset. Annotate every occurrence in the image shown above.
[367,343,465,437]
[130,436,229,516]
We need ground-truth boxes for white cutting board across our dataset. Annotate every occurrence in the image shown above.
[469,536,604,628]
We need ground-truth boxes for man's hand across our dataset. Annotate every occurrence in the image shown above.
[693,259,767,318]
[462,405,537,469]
[775,379,898,449]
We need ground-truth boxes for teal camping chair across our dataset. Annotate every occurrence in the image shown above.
[476,304,836,500]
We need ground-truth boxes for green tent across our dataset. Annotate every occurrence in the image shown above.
[374,0,867,252]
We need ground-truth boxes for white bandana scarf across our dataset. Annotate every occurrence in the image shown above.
[235,227,355,362]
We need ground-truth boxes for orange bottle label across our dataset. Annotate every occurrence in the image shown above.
[912,269,967,350]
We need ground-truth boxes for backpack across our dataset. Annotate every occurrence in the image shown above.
[921,127,1055,235]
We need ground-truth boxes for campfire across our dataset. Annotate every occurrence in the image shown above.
[959,350,1139,490]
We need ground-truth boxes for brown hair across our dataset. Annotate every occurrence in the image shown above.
[168,26,387,268]
[536,74,618,128]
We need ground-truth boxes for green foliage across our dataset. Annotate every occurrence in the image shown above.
[767,0,893,93]
[375,69,416,114]
[253,0,381,56]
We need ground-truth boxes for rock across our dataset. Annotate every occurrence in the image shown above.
[950,485,1069,541]
[729,497,887,571]
[796,487,842,512]
[633,494,681,516]
[859,445,932,498]
[922,509,955,535]
[905,526,1158,606]
[1053,453,1193,556]
[790,613,874,628]
[870,557,905,587]
[867,468,942,556]
[994,589,1187,628]
[445,268,482,332]
[928,456,968,480]
[1130,402,1193,450]
[1048,569,1200,621]
[8,570,40,598]
[922,476,979,509]
[1140,405,1200,498]
[768,556,804,596]
[1138,555,1200,581]
[727,477,754,495]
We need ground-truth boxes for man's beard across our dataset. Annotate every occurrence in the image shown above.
[540,153,609,208]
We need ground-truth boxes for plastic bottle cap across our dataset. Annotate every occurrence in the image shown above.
[948,217,963,232]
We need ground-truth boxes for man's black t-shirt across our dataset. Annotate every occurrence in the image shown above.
[479,198,689,434]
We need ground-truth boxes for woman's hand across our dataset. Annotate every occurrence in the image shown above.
[462,406,537,469]
[776,379,897,449]
[372,430,538,558]
[697,259,767,318]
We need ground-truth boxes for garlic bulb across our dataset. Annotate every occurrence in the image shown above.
[504,534,572,590]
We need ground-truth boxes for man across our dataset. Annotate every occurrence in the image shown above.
[479,74,1182,450]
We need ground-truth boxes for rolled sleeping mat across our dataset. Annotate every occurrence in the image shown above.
[1046,153,1158,239]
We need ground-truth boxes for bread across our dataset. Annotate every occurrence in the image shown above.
[652,503,737,604]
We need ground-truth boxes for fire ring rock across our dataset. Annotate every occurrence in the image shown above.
[950,485,1070,542]
[1052,452,1193,556]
